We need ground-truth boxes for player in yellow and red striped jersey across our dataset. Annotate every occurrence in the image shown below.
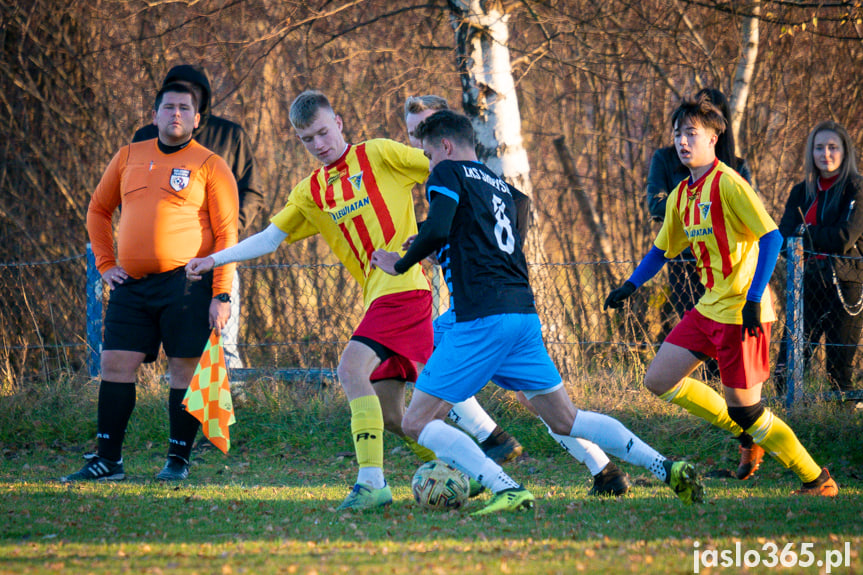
[604,93,838,497]
[187,91,437,511]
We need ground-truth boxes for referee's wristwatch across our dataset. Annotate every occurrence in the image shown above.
[213,293,231,303]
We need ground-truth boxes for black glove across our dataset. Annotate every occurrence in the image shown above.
[741,300,762,339]
[604,281,636,310]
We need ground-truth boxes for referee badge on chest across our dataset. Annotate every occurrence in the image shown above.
[170,168,191,192]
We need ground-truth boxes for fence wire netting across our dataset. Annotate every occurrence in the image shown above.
[1,250,861,396]
[0,256,88,385]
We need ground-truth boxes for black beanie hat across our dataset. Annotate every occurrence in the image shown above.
[162,65,211,114]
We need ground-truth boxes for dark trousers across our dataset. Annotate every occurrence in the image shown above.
[776,264,863,391]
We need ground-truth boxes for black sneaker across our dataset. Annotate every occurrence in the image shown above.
[588,462,631,497]
[60,454,125,483]
[156,455,190,481]
[480,427,524,464]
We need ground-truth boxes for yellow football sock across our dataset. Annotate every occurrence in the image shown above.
[746,409,822,483]
[402,435,437,462]
[659,377,743,435]
[350,395,384,469]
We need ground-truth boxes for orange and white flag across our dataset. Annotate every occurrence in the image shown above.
[182,331,235,454]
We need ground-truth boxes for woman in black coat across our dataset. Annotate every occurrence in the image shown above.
[776,120,863,392]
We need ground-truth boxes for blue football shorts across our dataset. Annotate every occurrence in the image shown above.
[416,312,561,404]
[432,307,456,347]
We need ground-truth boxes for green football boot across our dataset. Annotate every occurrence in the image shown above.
[666,461,704,505]
[336,483,393,511]
[471,486,535,516]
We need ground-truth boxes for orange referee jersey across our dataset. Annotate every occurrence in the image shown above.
[271,139,430,308]
[87,139,238,295]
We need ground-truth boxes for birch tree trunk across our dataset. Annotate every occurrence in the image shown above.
[447,0,532,197]
[446,1,585,368]
[729,0,760,155]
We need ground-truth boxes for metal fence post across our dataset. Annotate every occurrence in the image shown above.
[86,243,102,378]
[785,237,804,408]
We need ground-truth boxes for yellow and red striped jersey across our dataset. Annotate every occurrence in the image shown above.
[271,139,430,308]
[655,160,777,324]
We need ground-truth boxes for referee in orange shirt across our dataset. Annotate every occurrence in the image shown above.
[61,83,238,483]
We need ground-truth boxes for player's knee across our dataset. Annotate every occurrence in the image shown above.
[101,352,140,382]
[336,359,353,385]
[381,412,404,436]
[336,360,368,395]
[544,418,572,436]
[642,370,667,396]
[727,403,765,431]
[540,407,576,435]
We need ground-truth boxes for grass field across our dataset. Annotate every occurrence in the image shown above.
[1,373,861,574]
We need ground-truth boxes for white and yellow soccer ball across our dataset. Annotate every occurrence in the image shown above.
[411,459,470,511]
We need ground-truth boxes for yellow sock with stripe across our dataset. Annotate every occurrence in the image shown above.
[350,395,384,469]
[659,377,743,435]
[745,409,822,483]
[402,436,437,462]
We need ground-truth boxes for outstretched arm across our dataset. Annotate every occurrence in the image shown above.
[186,223,287,279]
[604,245,669,309]
[372,194,457,276]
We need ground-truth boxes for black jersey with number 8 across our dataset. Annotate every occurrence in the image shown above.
[426,160,535,322]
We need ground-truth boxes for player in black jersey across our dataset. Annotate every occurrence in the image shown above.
[372,110,703,514]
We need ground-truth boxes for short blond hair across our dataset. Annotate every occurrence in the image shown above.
[404,95,449,119]
[290,90,334,129]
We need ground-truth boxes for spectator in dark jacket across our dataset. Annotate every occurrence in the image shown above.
[133,65,265,371]
[775,120,863,392]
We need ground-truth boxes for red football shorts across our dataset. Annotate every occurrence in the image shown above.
[665,308,772,389]
[353,289,433,383]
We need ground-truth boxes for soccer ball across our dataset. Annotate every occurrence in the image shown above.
[411,459,470,511]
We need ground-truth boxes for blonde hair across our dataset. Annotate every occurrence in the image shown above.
[404,95,449,119]
[290,90,334,129]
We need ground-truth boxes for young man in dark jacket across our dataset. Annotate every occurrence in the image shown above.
[133,65,264,370]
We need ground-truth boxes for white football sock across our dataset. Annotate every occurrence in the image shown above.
[546,423,609,476]
[419,419,519,492]
[356,467,385,489]
[448,396,498,442]
[569,410,668,482]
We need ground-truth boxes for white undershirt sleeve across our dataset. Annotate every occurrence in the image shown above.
[211,223,288,266]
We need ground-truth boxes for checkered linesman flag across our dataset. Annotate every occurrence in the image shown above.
[183,331,235,454]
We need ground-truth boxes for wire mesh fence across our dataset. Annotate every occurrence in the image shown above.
[1,240,862,401]
[0,255,88,387]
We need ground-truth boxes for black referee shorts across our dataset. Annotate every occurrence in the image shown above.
[103,267,212,362]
